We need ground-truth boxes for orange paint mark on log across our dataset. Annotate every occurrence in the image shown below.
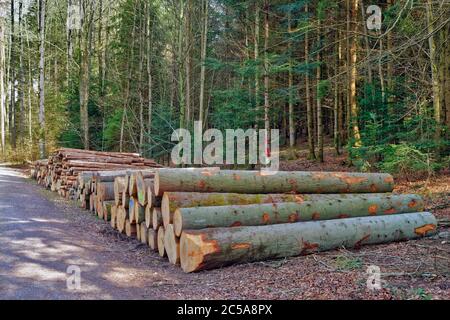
[312,212,320,220]
[231,243,251,250]
[384,208,397,214]
[414,224,436,236]
[198,180,206,189]
[370,184,378,192]
[288,213,299,222]
[230,221,242,227]
[294,195,304,203]
[333,173,368,185]
[337,214,350,219]
[384,176,394,184]
[408,200,417,208]
[354,234,370,249]
[262,213,270,223]
[368,204,378,215]
[232,174,241,181]
[301,241,319,254]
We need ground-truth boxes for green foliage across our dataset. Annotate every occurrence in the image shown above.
[349,82,449,175]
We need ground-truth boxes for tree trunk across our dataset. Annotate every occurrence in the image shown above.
[198,0,208,126]
[426,0,442,142]
[154,168,394,196]
[79,0,96,150]
[288,12,295,148]
[10,0,15,150]
[350,0,361,147]
[18,0,25,143]
[316,19,323,162]
[254,1,260,126]
[38,0,46,159]
[184,0,192,128]
[174,194,424,236]
[263,0,270,144]
[0,17,5,155]
[147,1,153,155]
[305,4,315,159]
[180,212,437,272]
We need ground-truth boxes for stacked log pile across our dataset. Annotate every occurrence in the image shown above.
[32,148,162,199]
[153,168,437,272]
[32,164,438,273]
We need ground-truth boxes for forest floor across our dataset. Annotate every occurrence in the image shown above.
[0,150,449,300]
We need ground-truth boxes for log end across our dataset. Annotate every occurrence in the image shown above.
[180,231,220,273]
[157,226,166,257]
[173,209,183,237]
[164,224,180,265]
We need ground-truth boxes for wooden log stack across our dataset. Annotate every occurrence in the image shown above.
[31,164,438,273]
[32,148,162,199]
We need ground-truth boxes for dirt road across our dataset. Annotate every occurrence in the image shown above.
[0,166,448,300]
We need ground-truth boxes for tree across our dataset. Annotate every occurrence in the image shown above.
[38,0,46,159]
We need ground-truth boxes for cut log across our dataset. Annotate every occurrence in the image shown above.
[140,223,149,245]
[110,205,117,229]
[116,206,127,233]
[114,177,127,206]
[148,229,158,250]
[145,204,153,229]
[164,224,180,265]
[134,202,146,224]
[129,197,137,223]
[173,194,424,236]
[122,192,130,209]
[155,169,394,196]
[153,208,163,230]
[148,185,161,208]
[136,172,155,205]
[125,219,137,237]
[162,192,396,225]
[157,226,166,257]
[180,212,437,272]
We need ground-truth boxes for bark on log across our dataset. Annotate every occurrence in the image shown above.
[180,212,437,272]
[174,194,424,236]
[155,169,394,196]
[157,226,166,257]
[164,224,180,265]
